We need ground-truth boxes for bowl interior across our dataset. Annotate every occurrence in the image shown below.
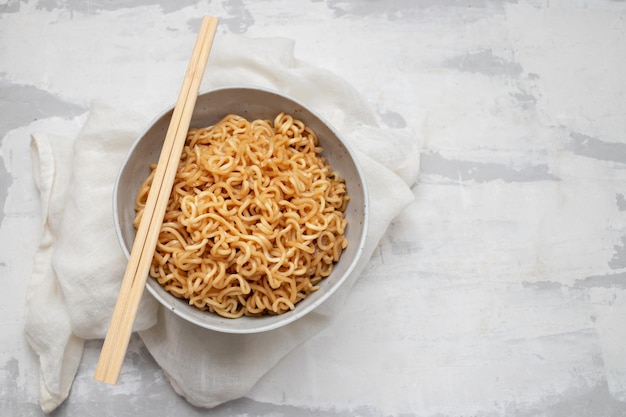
[114,86,368,333]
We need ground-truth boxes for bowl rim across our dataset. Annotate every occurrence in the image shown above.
[113,85,369,333]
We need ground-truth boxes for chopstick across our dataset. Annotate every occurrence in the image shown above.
[94,15,219,385]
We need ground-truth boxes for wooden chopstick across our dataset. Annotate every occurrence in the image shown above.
[94,15,219,385]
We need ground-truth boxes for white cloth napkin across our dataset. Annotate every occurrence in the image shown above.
[24,36,420,413]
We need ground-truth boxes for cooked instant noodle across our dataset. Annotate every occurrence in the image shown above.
[134,113,349,318]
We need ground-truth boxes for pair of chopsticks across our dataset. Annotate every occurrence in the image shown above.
[94,16,219,385]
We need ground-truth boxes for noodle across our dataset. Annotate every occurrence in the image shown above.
[134,113,349,318]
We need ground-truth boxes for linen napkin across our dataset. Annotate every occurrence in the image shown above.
[24,35,420,413]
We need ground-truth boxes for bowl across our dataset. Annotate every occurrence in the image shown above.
[113,86,369,333]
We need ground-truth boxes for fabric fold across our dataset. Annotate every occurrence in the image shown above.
[50,101,159,340]
[25,133,85,414]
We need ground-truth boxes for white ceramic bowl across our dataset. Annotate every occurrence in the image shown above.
[114,86,369,333]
